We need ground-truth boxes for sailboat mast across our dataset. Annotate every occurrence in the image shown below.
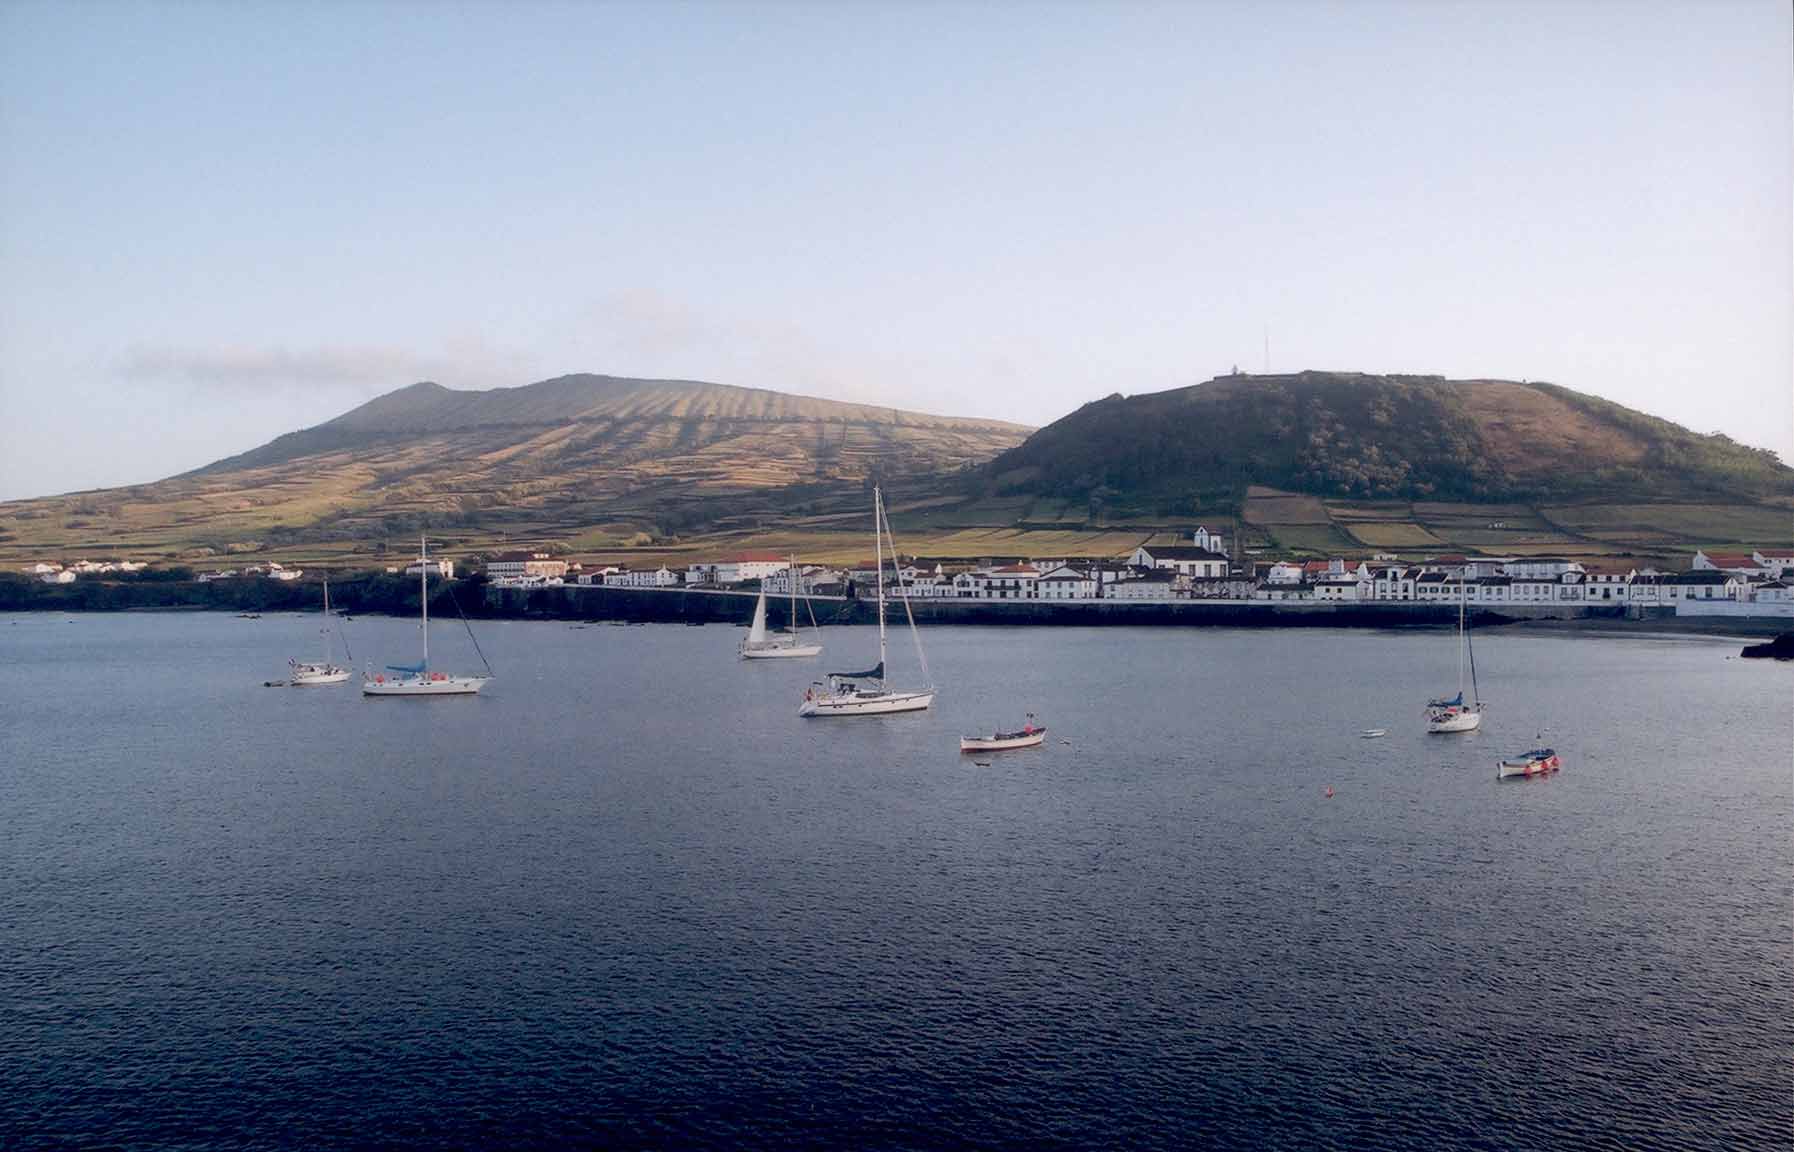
[322,578,331,664]
[1457,571,1466,697]
[874,486,888,676]
[420,534,429,671]
[788,553,797,636]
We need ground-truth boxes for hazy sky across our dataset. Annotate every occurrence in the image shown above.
[2,0,1788,501]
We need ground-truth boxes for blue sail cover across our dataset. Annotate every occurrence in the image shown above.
[1427,691,1463,708]
[386,661,426,674]
[829,661,883,681]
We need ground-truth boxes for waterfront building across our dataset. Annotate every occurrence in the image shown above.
[487,551,568,581]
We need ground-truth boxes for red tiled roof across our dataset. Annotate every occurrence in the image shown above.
[1702,552,1758,568]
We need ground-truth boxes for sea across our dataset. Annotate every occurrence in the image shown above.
[1,612,1789,1150]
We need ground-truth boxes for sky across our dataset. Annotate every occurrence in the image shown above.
[1,0,1789,501]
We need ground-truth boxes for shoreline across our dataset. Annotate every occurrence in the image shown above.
[5,578,1788,638]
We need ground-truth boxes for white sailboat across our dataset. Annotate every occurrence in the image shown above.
[290,577,351,685]
[798,487,933,717]
[741,556,823,659]
[363,536,490,697]
[1426,571,1483,733]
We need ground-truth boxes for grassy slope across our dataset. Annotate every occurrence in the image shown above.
[4,371,1789,572]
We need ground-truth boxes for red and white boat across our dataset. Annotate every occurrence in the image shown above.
[1498,748,1560,779]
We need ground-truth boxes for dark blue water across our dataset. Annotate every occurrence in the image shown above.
[2,613,1789,1149]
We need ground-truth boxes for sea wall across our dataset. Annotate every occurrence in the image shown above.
[11,573,1790,635]
[481,584,1656,630]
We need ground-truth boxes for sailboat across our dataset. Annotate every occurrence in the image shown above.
[798,486,933,717]
[363,536,490,697]
[1426,571,1483,733]
[741,556,823,659]
[290,577,351,685]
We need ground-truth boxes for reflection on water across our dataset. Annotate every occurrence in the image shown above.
[1,615,1789,1149]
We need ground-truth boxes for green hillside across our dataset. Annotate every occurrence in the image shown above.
[977,371,1793,512]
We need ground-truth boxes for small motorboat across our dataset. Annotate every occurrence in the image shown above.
[960,715,1046,753]
[1360,729,1387,739]
[1498,748,1560,779]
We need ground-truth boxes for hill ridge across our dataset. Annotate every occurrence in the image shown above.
[978,370,1791,511]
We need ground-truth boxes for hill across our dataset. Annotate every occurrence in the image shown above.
[0,374,1030,563]
[3,369,1788,571]
[977,371,1792,509]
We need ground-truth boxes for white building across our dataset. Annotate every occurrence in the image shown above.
[1263,561,1305,585]
[1108,573,1179,600]
[762,565,835,596]
[488,552,568,581]
[1502,557,1582,580]
[1314,576,1370,601]
[1253,581,1313,601]
[1371,566,1418,601]
[973,564,1042,600]
[404,559,456,579]
[1035,566,1098,599]
[1129,543,1228,580]
[39,569,76,584]
[1751,550,1794,578]
[605,565,682,588]
[1691,551,1765,576]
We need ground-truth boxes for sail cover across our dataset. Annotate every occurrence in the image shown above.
[829,661,883,681]
[386,660,426,674]
[1427,691,1463,708]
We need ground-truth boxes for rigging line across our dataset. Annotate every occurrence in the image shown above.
[1466,608,1479,702]
[446,584,495,677]
[879,500,933,687]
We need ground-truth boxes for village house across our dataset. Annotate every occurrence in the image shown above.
[1669,569,1736,601]
[1371,565,1419,601]
[604,565,681,588]
[1263,561,1305,585]
[1129,541,1228,580]
[1107,570,1179,600]
[404,559,456,579]
[487,551,568,581]
[38,569,77,584]
[1753,579,1791,602]
[1691,550,1765,577]
[1750,550,1794,578]
[1502,557,1581,580]
[762,565,836,596]
[1578,562,1634,603]
[1313,573,1371,601]
[1035,565,1098,599]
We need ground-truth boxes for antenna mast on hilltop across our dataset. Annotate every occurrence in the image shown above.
[1263,325,1270,375]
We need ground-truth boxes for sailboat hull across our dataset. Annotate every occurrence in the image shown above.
[1426,707,1483,733]
[742,643,824,659]
[291,665,351,686]
[363,675,488,696]
[799,688,933,716]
